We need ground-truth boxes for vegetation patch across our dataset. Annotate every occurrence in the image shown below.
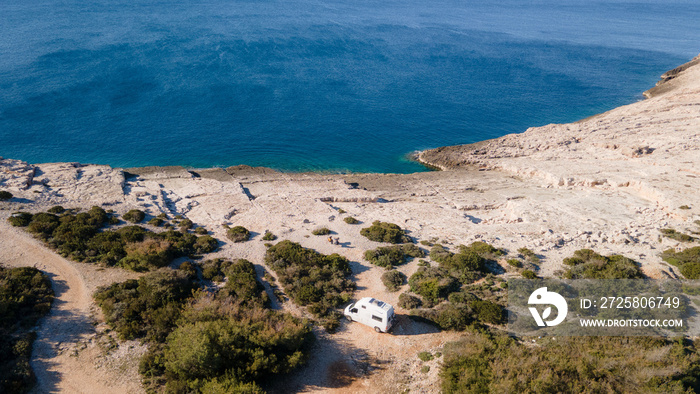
[398,293,423,309]
[311,227,331,236]
[262,231,277,241]
[95,261,311,393]
[441,332,700,393]
[0,190,13,201]
[364,244,424,268]
[562,249,643,279]
[7,207,218,272]
[381,270,407,292]
[123,209,146,223]
[517,247,539,263]
[343,216,359,224]
[0,266,54,393]
[408,267,459,304]
[429,243,490,282]
[660,228,696,242]
[265,240,355,330]
[661,247,700,279]
[226,226,250,242]
[360,221,411,243]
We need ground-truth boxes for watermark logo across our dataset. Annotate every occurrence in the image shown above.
[528,287,568,327]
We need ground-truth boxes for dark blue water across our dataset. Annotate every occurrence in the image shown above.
[1,0,698,173]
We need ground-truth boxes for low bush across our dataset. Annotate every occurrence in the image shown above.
[411,303,472,331]
[148,217,164,227]
[193,235,218,254]
[0,266,54,393]
[398,293,423,309]
[265,240,355,326]
[506,259,522,268]
[661,247,700,279]
[470,300,505,325]
[227,226,250,242]
[343,216,359,224]
[441,333,700,393]
[179,219,193,231]
[364,244,425,268]
[521,270,537,279]
[409,267,459,303]
[660,228,696,242]
[312,227,331,236]
[418,351,434,362]
[262,231,277,241]
[123,209,146,223]
[96,263,310,392]
[194,227,208,235]
[47,205,65,214]
[0,190,13,201]
[360,221,411,243]
[518,247,539,263]
[430,244,485,278]
[381,270,407,292]
[562,249,643,279]
[11,207,218,272]
[7,212,33,227]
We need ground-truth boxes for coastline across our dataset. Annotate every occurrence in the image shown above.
[1,53,700,393]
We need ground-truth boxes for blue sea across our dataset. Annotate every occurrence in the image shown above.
[1,0,698,173]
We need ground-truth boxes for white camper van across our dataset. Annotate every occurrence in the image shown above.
[343,297,395,333]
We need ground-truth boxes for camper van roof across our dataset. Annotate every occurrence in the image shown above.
[360,297,392,311]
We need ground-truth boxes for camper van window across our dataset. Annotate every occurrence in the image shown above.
[372,315,383,322]
[351,308,358,313]
[361,305,366,309]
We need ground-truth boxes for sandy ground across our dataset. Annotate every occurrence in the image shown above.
[1,55,699,392]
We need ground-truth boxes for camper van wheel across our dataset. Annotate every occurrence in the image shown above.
[346,315,352,322]
[374,327,381,333]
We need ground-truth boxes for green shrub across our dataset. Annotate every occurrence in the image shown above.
[518,247,539,263]
[506,259,522,268]
[0,266,54,393]
[99,265,311,392]
[47,205,65,214]
[398,293,423,309]
[337,208,346,214]
[227,226,250,242]
[521,270,537,279]
[421,365,430,373]
[123,209,146,223]
[660,228,696,242]
[430,244,485,277]
[381,270,407,292]
[193,235,218,254]
[412,303,472,331]
[409,267,459,303]
[194,227,208,235]
[441,333,700,393]
[262,231,277,241]
[466,241,504,257]
[312,227,331,236]
[680,205,692,210]
[562,250,643,279]
[418,351,434,362]
[661,247,700,279]
[0,190,13,201]
[7,212,32,227]
[148,217,164,227]
[343,216,359,224]
[265,240,355,323]
[470,300,505,325]
[364,244,425,268]
[360,221,411,243]
[179,219,193,231]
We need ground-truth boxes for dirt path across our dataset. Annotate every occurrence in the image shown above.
[0,220,144,394]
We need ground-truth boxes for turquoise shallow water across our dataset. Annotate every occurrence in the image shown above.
[0,0,698,173]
